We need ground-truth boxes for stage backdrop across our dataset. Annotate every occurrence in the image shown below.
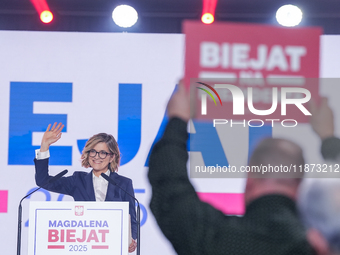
[0,31,184,255]
[0,30,340,255]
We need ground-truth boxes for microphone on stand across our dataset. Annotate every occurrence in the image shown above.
[17,169,68,255]
[101,173,141,255]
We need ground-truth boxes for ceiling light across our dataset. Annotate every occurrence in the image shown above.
[112,5,138,28]
[276,5,303,27]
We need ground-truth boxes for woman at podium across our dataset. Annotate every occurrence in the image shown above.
[34,122,137,252]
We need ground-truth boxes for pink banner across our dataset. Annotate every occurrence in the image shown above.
[184,21,322,123]
[0,190,8,213]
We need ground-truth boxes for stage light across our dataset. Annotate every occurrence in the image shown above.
[112,5,138,28]
[201,0,217,24]
[40,10,53,24]
[202,13,214,24]
[30,0,54,24]
[276,5,303,27]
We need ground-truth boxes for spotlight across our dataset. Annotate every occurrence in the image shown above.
[201,0,217,24]
[40,10,53,24]
[276,5,303,27]
[202,13,214,24]
[30,0,53,24]
[112,5,138,28]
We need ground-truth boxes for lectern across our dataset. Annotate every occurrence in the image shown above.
[28,201,130,255]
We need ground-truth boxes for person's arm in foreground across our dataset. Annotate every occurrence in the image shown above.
[310,97,340,160]
[148,82,227,254]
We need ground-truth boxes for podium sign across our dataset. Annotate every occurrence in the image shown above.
[28,201,129,255]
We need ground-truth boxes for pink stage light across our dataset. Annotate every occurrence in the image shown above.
[30,0,53,24]
[201,0,218,24]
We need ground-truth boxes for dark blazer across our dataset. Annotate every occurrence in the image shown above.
[34,158,137,239]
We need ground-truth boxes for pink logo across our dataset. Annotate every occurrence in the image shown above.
[75,206,84,216]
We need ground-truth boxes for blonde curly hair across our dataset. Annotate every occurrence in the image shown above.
[81,133,120,172]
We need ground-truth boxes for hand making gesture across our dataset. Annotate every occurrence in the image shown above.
[167,79,191,122]
[309,97,334,140]
[40,122,65,152]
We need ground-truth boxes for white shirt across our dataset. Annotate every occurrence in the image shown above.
[35,149,109,201]
[92,170,110,201]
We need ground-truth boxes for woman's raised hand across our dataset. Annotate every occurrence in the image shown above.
[40,122,65,152]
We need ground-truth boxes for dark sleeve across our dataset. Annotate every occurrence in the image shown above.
[321,136,340,160]
[34,158,75,196]
[283,240,317,255]
[125,178,137,240]
[148,118,228,255]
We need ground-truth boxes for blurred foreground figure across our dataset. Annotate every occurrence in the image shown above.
[148,81,315,255]
[299,179,340,255]
[298,97,340,255]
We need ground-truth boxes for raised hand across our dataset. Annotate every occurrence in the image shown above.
[309,97,334,140]
[40,122,65,152]
[167,79,191,122]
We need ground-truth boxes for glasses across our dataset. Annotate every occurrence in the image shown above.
[88,149,113,159]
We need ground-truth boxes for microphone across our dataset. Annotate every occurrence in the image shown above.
[100,173,136,200]
[101,173,141,255]
[17,169,68,255]
[46,169,68,185]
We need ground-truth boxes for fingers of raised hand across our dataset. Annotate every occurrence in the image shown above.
[46,123,52,132]
[177,79,189,97]
[55,123,64,134]
[50,122,64,133]
[45,123,64,142]
[51,122,57,130]
[309,99,317,115]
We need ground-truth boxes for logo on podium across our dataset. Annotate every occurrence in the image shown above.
[75,206,84,216]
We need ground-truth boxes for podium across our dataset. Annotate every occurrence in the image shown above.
[27,201,130,255]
